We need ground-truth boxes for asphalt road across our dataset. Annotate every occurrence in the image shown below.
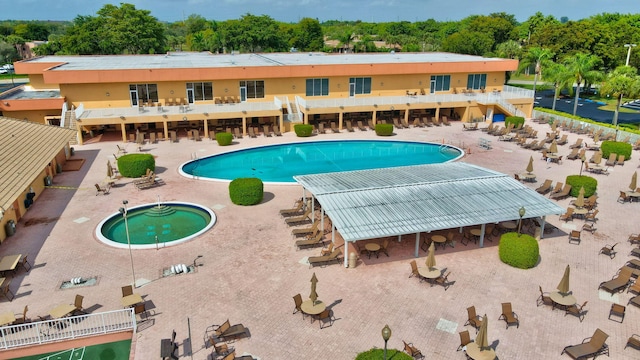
[533,89,640,124]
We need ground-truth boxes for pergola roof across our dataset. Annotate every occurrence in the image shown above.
[294,162,565,242]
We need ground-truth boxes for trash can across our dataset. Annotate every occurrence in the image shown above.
[349,252,357,268]
[70,147,75,156]
[44,176,52,186]
[5,220,16,237]
[56,163,63,173]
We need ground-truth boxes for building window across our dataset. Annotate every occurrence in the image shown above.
[305,78,329,96]
[349,77,372,94]
[129,84,158,105]
[467,74,487,90]
[239,80,265,99]
[430,75,450,92]
[186,82,213,101]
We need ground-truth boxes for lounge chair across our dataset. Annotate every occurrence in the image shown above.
[559,208,574,222]
[630,234,640,245]
[263,125,272,137]
[136,174,162,190]
[291,220,319,237]
[357,121,367,131]
[442,116,451,126]
[566,148,579,160]
[618,191,631,203]
[557,134,568,145]
[295,232,325,249]
[402,340,424,359]
[213,319,248,341]
[498,302,519,329]
[95,183,110,196]
[584,209,598,223]
[605,153,617,166]
[582,222,597,234]
[280,199,305,217]
[345,120,355,132]
[599,243,618,259]
[116,144,127,154]
[627,278,640,295]
[308,249,342,268]
[220,350,255,360]
[368,120,376,130]
[599,267,632,293]
[561,328,609,359]
[209,337,232,357]
[625,334,640,350]
[616,154,626,165]
[393,118,404,129]
[412,118,424,128]
[549,182,564,196]
[457,330,472,351]
[248,127,257,138]
[330,122,340,133]
[565,301,588,322]
[401,118,411,128]
[535,179,553,194]
[320,243,334,256]
[632,247,640,258]
[630,295,640,308]
[284,208,312,225]
[569,138,583,149]
[233,127,243,139]
[317,123,326,134]
[193,130,201,141]
[464,306,483,333]
[608,303,625,323]
[551,184,572,200]
[568,230,581,244]
[273,125,282,136]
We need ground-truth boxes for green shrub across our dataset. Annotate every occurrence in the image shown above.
[294,124,314,137]
[355,349,412,360]
[499,232,539,269]
[505,116,525,129]
[375,123,394,136]
[566,175,597,197]
[117,153,155,178]
[216,132,233,146]
[229,178,264,205]
[601,140,632,161]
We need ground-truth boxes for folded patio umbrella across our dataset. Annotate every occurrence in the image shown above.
[557,264,570,295]
[593,133,600,144]
[549,139,558,154]
[526,156,534,174]
[630,171,637,191]
[426,242,436,269]
[574,187,585,208]
[475,314,490,351]
[309,272,319,305]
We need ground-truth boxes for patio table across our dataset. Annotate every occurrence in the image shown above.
[365,243,381,259]
[301,300,326,320]
[572,207,588,219]
[550,291,576,310]
[520,173,536,182]
[465,342,497,360]
[431,235,446,249]
[418,267,441,284]
[0,254,21,275]
[121,293,144,308]
[49,303,76,319]
[500,221,517,231]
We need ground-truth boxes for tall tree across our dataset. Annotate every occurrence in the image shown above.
[562,52,604,115]
[600,66,640,139]
[292,18,324,51]
[541,62,573,111]
[518,47,554,94]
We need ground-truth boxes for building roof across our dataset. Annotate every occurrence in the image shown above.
[294,162,565,242]
[0,117,77,210]
[23,51,510,71]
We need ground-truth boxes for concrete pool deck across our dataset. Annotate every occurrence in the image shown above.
[1,121,640,359]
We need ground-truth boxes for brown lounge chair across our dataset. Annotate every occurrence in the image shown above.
[605,153,617,166]
[284,208,312,225]
[294,232,325,249]
[291,220,319,237]
[464,306,483,333]
[345,120,355,132]
[308,249,342,268]
[559,208,574,222]
[213,319,248,341]
[273,125,282,136]
[220,350,255,360]
[599,267,632,293]
[535,179,553,194]
[95,183,110,195]
[599,243,618,259]
[568,230,581,244]
[550,184,572,200]
[402,340,424,359]
[561,328,609,359]
[280,199,305,217]
[625,334,640,350]
[498,302,519,329]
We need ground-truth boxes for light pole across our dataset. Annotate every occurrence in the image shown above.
[517,206,526,236]
[381,324,392,360]
[579,155,586,177]
[625,44,636,66]
[119,200,137,288]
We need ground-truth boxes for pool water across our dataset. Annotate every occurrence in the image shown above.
[181,140,463,183]
[96,202,215,249]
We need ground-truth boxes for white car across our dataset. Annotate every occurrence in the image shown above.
[0,68,8,74]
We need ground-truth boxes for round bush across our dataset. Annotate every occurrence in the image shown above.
[601,140,632,161]
[117,153,155,178]
[229,178,264,205]
[216,132,233,146]
[375,123,394,136]
[566,175,597,197]
[294,124,314,137]
[355,349,412,360]
[499,232,539,269]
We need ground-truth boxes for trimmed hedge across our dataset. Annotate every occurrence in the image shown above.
[375,123,394,136]
[116,153,155,178]
[294,124,314,137]
[216,132,233,146]
[601,140,632,161]
[229,178,264,205]
[505,116,525,129]
[499,232,539,269]
[566,175,597,197]
[355,349,412,360]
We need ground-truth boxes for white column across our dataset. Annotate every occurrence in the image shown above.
[479,223,486,248]
[540,216,547,239]
[344,240,349,267]
[414,233,420,257]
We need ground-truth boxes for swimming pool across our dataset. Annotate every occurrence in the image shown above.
[180,140,463,183]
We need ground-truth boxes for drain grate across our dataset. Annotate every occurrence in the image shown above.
[161,264,196,278]
[59,276,98,290]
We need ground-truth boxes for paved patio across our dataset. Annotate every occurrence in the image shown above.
[2,119,640,359]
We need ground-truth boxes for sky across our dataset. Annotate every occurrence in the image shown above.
[0,0,636,23]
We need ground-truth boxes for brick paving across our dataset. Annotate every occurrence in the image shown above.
[2,120,640,359]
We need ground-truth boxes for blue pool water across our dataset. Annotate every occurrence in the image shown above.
[180,140,463,183]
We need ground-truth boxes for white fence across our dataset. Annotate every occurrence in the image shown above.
[0,308,135,350]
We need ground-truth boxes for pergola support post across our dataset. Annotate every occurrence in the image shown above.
[414,232,420,257]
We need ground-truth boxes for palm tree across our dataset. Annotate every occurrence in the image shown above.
[338,31,355,54]
[542,62,573,111]
[600,65,640,140]
[562,52,604,116]
[518,47,554,94]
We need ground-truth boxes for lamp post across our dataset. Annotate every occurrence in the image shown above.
[624,44,636,66]
[517,206,526,236]
[381,324,392,360]
[119,200,137,288]
[579,155,586,177]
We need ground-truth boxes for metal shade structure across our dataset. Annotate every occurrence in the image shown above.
[630,171,637,191]
[574,187,585,208]
[426,242,436,269]
[309,272,319,305]
[557,265,571,295]
[526,156,534,174]
[475,314,490,350]
[549,140,558,154]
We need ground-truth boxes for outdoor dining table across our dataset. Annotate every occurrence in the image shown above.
[465,342,497,360]
[520,173,536,182]
[418,267,441,283]
[121,293,144,308]
[431,235,447,249]
[49,303,76,319]
[301,300,326,319]
[549,291,576,310]
[0,254,22,275]
[365,243,381,259]
[572,207,588,219]
[0,311,15,326]
[626,191,640,201]
[500,221,517,231]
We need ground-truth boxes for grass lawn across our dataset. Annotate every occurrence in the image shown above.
[14,339,131,360]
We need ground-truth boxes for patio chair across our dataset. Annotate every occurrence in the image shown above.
[295,232,325,249]
[357,121,367,131]
[262,125,272,137]
[73,294,86,315]
[409,260,424,281]
[608,303,625,323]
[209,337,232,357]
[551,184,572,200]
[618,191,630,203]
[630,295,640,308]
[605,153,617,166]
[626,334,640,350]
[584,209,598,223]
[330,122,340,133]
[220,350,255,360]
[434,272,451,290]
[617,154,626,165]
[345,120,355,132]
[536,179,553,194]
[568,230,581,244]
[13,305,29,325]
[599,267,633,293]
[214,319,248,341]
[402,340,424,359]
[457,330,472,351]
[628,278,640,294]
[308,249,342,268]
[379,239,390,257]
[122,285,133,297]
[317,309,335,329]
[291,221,320,237]
[565,301,588,322]
[561,328,609,359]
[549,182,564,196]
[1,278,14,301]
[292,294,304,317]
[134,302,149,321]
[94,183,110,196]
[629,234,640,245]
[233,127,243,139]
[248,127,257,138]
[537,286,554,308]
[280,199,305,217]
[273,125,282,136]
[285,208,312,226]
[559,208,574,222]
[464,306,483,333]
[599,243,618,259]
[498,302,519,329]
[18,254,31,272]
